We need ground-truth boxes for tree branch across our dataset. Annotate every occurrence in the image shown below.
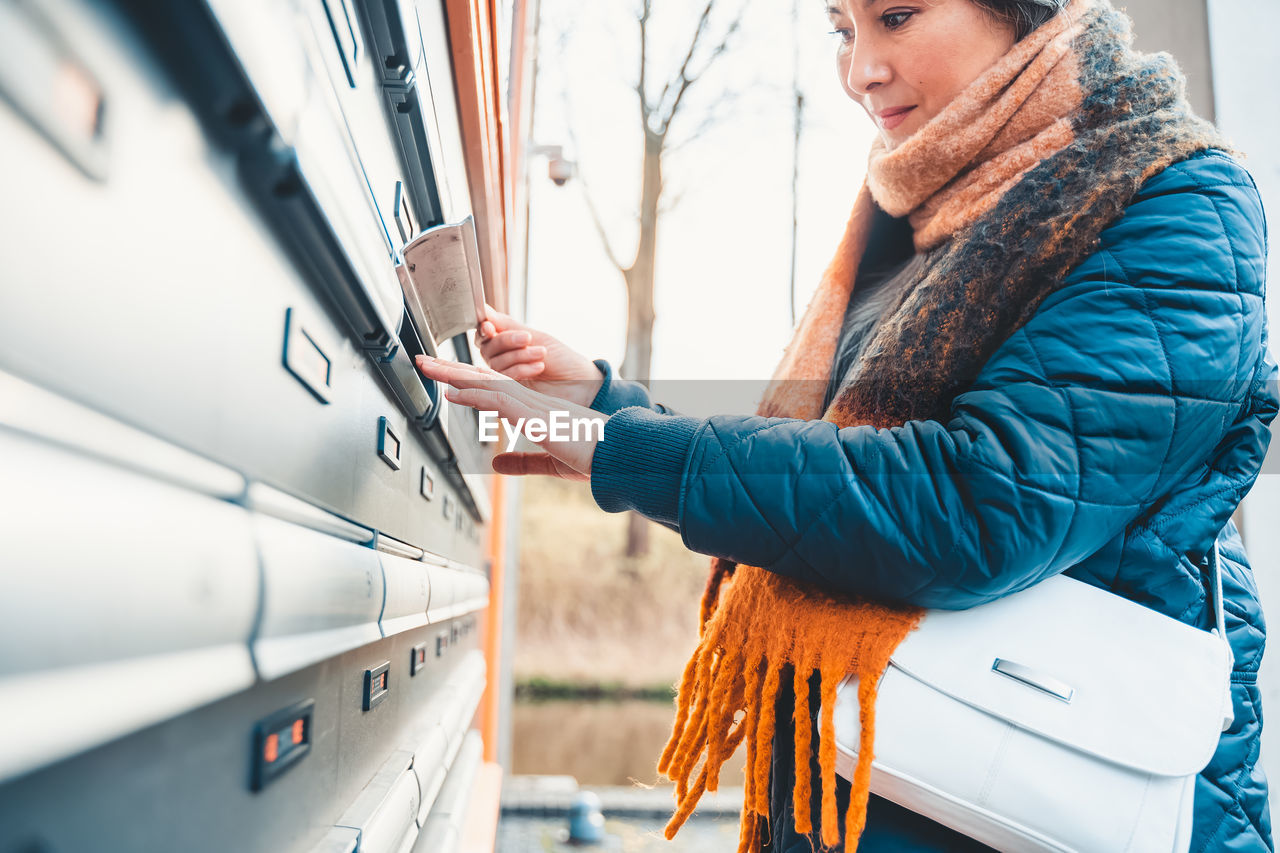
[580,178,628,273]
[656,0,715,133]
[637,0,653,131]
[657,183,688,216]
[666,13,743,128]
[562,97,628,273]
[664,87,746,153]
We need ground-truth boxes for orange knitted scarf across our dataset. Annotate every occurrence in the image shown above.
[658,0,1227,848]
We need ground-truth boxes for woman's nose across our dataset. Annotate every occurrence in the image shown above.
[844,40,891,96]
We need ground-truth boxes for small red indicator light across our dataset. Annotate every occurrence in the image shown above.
[291,719,304,744]
[264,733,279,763]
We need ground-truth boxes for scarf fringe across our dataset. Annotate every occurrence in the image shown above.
[659,567,920,851]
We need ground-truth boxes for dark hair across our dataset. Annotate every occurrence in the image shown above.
[969,0,1066,40]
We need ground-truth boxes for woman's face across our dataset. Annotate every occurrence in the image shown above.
[827,0,1019,149]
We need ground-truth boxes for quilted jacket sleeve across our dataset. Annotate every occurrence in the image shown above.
[586,358,692,533]
[588,152,1272,609]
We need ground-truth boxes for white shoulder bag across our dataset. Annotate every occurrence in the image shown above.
[833,540,1234,853]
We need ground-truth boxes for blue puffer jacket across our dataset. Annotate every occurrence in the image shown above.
[587,150,1278,850]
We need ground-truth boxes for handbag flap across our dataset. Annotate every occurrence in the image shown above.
[888,574,1232,777]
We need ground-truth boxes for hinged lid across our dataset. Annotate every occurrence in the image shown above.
[397,216,485,344]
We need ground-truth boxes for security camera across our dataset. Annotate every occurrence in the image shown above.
[530,144,576,187]
[547,156,574,187]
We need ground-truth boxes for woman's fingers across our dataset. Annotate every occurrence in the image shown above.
[416,354,544,410]
[492,451,587,480]
[485,345,546,373]
[477,304,521,346]
[418,353,561,405]
[416,354,509,393]
[439,384,535,421]
[477,329,533,360]
[504,361,545,380]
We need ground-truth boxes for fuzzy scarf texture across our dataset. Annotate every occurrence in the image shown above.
[658,0,1231,850]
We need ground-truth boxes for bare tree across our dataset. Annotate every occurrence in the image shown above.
[788,0,805,327]
[572,0,748,557]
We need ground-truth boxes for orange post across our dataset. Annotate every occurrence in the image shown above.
[481,473,506,763]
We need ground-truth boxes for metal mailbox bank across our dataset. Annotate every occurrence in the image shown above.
[0,0,533,850]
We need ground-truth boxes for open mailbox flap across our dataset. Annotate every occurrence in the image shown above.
[397,216,485,345]
[882,574,1232,778]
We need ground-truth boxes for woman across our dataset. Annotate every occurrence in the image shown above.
[416,0,1277,848]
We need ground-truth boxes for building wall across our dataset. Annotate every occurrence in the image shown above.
[1121,0,1218,120]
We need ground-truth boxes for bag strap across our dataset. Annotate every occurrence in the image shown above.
[1206,535,1236,732]
[1208,537,1232,659]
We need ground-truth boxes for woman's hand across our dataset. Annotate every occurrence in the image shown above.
[474,304,605,408]
[414,353,603,481]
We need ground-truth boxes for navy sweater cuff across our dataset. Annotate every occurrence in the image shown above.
[590,405,701,526]
[590,358,655,415]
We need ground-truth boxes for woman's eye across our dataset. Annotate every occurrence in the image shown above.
[828,28,854,44]
[882,10,913,29]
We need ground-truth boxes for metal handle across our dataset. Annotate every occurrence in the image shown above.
[992,658,1074,703]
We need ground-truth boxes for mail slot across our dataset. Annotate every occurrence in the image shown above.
[376,333,437,424]
[426,563,489,624]
[252,514,383,680]
[379,551,430,638]
[411,724,449,823]
[443,655,487,763]
[309,827,359,853]
[425,563,456,623]
[415,732,482,853]
[334,752,420,853]
[416,650,486,767]
[246,483,373,545]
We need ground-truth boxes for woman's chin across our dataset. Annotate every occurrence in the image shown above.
[878,128,907,151]
[859,104,923,150]
[878,117,924,150]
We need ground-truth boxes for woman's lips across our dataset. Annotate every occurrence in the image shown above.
[878,106,916,130]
